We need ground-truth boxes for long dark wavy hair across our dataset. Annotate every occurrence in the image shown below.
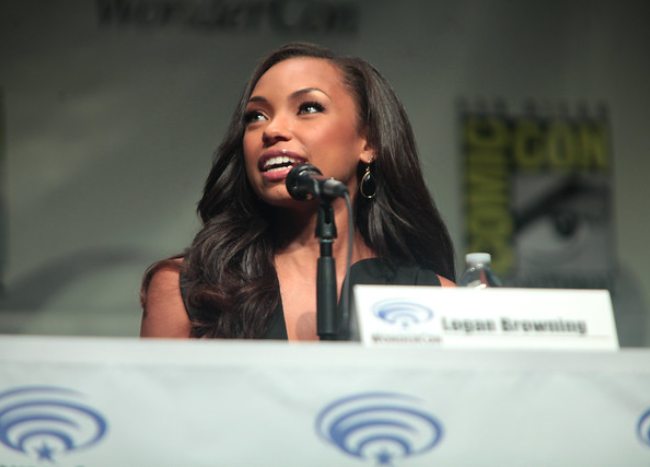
[142,42,455,338]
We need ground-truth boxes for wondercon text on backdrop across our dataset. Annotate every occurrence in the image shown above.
[96,0,360,34]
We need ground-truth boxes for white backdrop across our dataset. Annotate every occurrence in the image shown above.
[0,0,648,344]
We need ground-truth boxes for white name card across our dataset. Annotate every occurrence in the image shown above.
[351,286,619,350]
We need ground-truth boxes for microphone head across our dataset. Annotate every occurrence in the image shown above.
[286,163,322,200]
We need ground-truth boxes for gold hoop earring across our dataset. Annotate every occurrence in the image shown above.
[359,164,376,199]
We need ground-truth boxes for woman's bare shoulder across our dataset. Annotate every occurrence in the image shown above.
[437,275,456,287]
[140,258,191,338]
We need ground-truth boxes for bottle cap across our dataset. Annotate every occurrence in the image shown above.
[465,252,492,266]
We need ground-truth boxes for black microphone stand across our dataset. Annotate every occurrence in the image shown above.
[315,197,338,341]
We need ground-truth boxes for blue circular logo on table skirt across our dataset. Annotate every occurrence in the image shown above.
[0,385,108,462]
[638,408,650,447]
[316,392,443,465]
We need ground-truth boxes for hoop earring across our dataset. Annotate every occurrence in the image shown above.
[359,164,376,199]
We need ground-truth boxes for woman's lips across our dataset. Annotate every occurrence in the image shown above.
[258,151,306,182]
[262,165,294,182]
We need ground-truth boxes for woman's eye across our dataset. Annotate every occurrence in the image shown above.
[243,110,266,124]
[298,102,325,115]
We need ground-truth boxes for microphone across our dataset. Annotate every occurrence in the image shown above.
[286,163,348,200]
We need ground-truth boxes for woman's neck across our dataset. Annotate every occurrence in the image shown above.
[271,198,375,266]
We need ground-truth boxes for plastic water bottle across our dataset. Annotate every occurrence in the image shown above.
[458,252,502,288]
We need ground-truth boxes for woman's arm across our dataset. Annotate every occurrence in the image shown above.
[140,265,192,338]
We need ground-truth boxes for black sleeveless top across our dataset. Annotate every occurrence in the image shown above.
[180,258,441,340]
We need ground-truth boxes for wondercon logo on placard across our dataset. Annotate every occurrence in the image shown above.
[0,386,108,462]
[315,392,443,465]
[372,300,434,329]
[638,408,650,447]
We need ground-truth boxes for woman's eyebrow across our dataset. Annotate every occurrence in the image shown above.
[247,95,268,105]
[289,87,330,100]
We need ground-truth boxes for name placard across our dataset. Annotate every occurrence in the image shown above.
[351,286,618,350]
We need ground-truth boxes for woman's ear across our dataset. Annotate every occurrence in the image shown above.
[358,139,375,165]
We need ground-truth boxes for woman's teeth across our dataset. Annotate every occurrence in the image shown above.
[262,156,299,172]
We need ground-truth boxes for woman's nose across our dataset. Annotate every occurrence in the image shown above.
[262,115,292,146]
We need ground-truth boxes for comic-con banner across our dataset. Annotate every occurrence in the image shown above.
[461,102,613,289]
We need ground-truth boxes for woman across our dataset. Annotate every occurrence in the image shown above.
[140,42,455,340]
